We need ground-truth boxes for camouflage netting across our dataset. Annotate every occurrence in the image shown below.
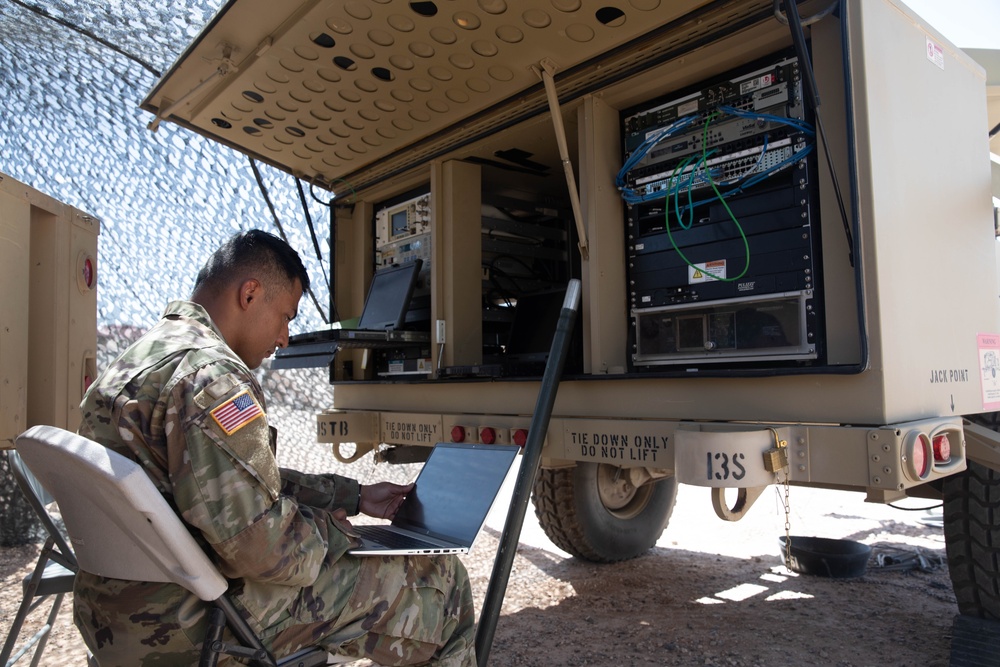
[0,322,344,547]
[0,0,334,331]
[0,455,39,547]
[0,0,359,543]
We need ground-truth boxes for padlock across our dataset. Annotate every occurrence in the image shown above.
[763,440,789,473]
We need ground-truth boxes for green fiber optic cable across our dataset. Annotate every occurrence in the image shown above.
[664,112,750,283]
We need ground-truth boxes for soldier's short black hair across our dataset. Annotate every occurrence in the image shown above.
[193,229,310,296]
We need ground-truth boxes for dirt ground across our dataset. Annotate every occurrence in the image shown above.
[0,474,957,667]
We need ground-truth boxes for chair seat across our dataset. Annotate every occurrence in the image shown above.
[14,426,340,667]
[24,561,75,598]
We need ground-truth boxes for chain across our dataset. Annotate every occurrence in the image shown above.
[768,428,793,571]
[782,466,792,571]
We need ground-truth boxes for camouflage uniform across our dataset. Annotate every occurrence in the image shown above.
[75,301,476,666]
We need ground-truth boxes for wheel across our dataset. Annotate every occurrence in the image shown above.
[531,462,678,563]
[943,415,1000,619]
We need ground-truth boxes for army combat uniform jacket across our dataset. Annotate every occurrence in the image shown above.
[75,301,475,666]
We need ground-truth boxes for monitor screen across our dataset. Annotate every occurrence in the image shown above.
[391,209,409,236]
[357,260,422,330]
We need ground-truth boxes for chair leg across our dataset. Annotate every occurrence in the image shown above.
[1,538,56,667]
[27,591,64,667]
[198,608,227,667]
[210,597,276,667]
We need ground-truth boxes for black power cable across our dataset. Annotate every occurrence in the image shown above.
[781,0,855,267]
[294,178,332,297]
[248,157,329,324]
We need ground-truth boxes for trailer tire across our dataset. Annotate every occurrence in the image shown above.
[531,463,677,563]
[942,457,1000,619]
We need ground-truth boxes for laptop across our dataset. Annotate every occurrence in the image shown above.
[349,442,521,556]
[272,260,430,369]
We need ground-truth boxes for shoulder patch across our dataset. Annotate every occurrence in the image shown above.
[210,390,263,435]
[194,374,241,410]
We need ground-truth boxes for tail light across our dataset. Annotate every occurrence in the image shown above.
[932,433,951,462]
[903,431,932,481]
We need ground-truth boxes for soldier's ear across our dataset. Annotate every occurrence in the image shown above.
[239,279,262,311]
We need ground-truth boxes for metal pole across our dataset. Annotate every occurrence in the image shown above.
[474,279,581,667]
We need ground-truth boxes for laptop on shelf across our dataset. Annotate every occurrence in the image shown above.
[272,259,429,368]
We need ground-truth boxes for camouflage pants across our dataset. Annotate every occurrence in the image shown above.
[74,554,476,666]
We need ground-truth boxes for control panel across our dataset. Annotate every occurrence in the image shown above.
[375,192,432,269]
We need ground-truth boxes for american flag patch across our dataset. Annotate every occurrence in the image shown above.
[210,390,263,435]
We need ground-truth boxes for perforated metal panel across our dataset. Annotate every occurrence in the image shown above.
[142,0,772,193]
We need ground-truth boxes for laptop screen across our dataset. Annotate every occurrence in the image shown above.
[357,259,422,330]
[392,443,520,544]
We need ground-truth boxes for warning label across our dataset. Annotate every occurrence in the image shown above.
[978,333,1000,410]
[688,260,726,284]
[926,37,944,70]
[740,73,774,95]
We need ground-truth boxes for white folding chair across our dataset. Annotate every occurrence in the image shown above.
[1,450,79,667]
[14,425,333,667]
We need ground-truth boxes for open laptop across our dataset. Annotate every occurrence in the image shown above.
[349,442,521,556]
[272,259,429,369]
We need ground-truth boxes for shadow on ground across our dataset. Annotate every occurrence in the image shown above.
[475,527,955,667]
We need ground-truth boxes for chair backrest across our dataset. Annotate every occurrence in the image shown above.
[6,449,78,571]
[14,425,228,602]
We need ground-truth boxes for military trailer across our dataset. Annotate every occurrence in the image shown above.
[141,0,1000,620]
[0,172,100,546]
[0,172,100,446]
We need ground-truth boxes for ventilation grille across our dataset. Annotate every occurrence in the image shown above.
[143,0,770,193]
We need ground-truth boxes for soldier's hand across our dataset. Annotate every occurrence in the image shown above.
[332,507,354,528]
[359,482,414,520]
[329,507,360,539]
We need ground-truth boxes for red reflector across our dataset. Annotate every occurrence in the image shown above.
[480,427,496,444]
[932,434,951,462]
[83,257,95,289]
[450,425,466,443]
[912,436,929,479]
[513,429,528,447]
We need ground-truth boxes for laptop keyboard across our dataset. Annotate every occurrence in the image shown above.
[353,524,443,551]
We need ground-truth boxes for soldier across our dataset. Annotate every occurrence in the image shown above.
[75,229,476,666]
